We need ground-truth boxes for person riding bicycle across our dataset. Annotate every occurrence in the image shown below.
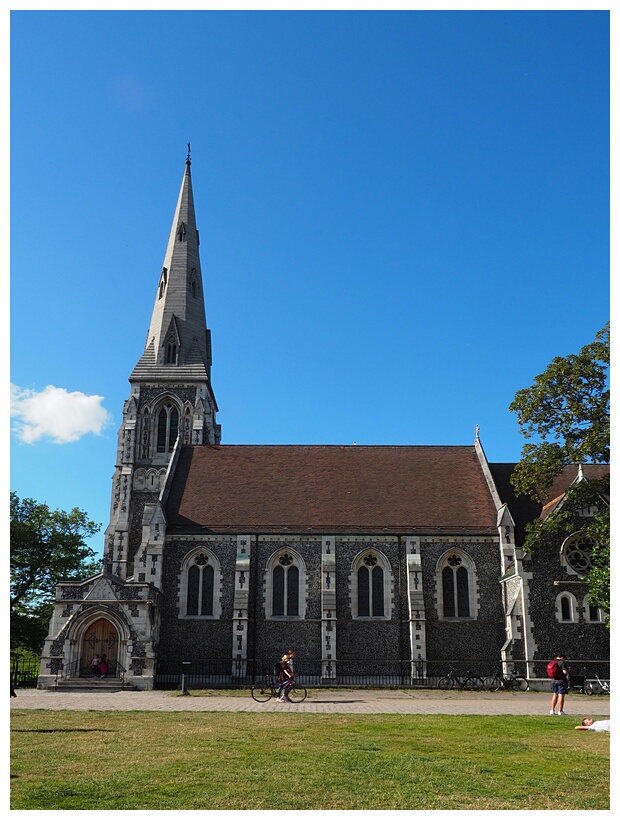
[275,654,295,702]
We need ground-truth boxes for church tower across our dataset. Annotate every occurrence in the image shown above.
[104,152,220,582]
[38,155,220,690]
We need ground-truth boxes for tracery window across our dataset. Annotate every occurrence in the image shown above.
[266,550,306,619]
[272,554,299,616]
[561,533,595,577]
[358,554,384,617]
[351,551,391,619]
[179,549,221,619]
[156,403,179,453]
[437,550,477,620]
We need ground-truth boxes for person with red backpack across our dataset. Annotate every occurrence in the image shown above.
[548,654,570,715]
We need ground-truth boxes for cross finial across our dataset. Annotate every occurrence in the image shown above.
[186,142,191,165]
[475,424,480,439]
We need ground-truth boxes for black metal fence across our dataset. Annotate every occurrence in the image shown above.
[12,655,610,691]
[153,657,611,690]
[11,657,40,689]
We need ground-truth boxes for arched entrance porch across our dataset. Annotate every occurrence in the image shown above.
[80,617,119,677]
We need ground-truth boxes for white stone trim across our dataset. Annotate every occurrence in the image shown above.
[231,536,252,674]
[321,536,337,680]
[406,536,427,680]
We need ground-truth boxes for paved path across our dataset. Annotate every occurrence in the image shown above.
[10,688,610,716]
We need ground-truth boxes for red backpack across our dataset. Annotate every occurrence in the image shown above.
[546,660,564,680]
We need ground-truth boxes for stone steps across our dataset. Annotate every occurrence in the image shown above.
[53,677,137,693]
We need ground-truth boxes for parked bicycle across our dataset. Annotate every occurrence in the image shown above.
[584,674,610,696]
[250,677,308,703]
[483,668,529,692]
[437,669,484,691]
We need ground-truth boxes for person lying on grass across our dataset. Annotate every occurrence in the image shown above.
[574,718,610,732]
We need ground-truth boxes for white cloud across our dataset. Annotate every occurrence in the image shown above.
[10,383,112,444]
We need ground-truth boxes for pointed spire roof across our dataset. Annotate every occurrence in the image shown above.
[131,157,214,384]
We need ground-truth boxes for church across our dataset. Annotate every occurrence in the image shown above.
[38,157,609,690]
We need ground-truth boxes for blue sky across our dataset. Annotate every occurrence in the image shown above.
[9,8,610,559]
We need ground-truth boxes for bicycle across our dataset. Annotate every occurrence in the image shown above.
[483,668,529,692]
[250,677,308,703]
[584,674,610,696]
[437,669,484,691]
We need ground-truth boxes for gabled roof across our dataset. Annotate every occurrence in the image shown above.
[165,444,499,535]
[489,463,610,545]
[539,464,610,521]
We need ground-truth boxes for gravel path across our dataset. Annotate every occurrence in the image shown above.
[10,688,610,716]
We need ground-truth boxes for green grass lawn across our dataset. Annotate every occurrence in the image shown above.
[11,710,609,810]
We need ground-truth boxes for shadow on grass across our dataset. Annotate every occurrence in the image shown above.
[12,728,115,733]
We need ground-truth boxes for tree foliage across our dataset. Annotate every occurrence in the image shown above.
[10,492,102,651]
[509,323,610,624]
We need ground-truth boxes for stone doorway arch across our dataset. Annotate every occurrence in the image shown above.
[81,617,119,677]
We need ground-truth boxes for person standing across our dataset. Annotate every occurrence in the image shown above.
[549,653,570,716]
[98,655,108,679]
[90,654,102,678]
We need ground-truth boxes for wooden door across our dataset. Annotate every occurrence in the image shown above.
[81,618,119,676]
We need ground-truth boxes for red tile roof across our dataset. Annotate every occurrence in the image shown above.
[539,464,610,521]
[165,445,499,534]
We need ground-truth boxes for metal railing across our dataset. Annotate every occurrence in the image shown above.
[51,658,126,685]
[153,657,611,690]
[11,656,40,689]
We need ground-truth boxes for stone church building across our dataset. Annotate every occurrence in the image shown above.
[38,158,609,689]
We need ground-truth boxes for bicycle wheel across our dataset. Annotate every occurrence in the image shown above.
[465,676,484,691]
[286,685,307,703]
[251,679,275,702]
[510,676,529,692]
[483,676,502,692]
[438,676,455,690]
[584,681,593,696]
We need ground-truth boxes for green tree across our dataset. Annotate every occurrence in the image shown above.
[509,323,610,624]
[10,492,102,652]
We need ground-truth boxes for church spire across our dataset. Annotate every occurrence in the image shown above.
[130,156,214,382]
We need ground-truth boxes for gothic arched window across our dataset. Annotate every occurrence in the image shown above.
[166,343,177,364]
[351,551,391,619]
[266,550,306,619]
[140,408,151,459]
[437,551,477,620]
[583,595,604,624]
[179,549,221,619]
[156,403,179,453]
[358,555,384,617]
[555,591,577,623]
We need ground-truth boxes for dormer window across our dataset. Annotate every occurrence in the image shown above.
[166,343,177,364]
